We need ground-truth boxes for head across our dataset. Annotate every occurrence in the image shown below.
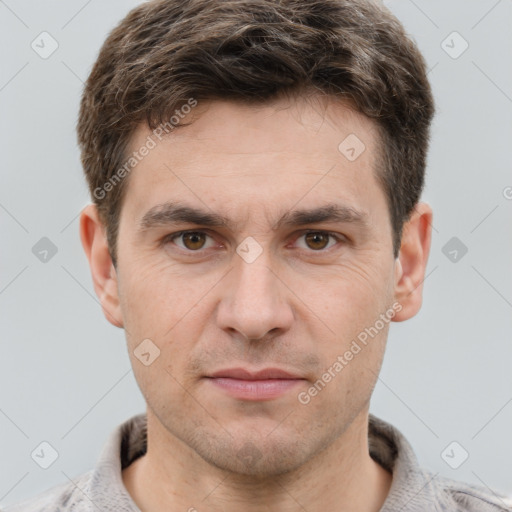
[79,0,434,477]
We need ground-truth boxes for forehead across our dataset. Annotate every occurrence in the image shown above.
[120,96,386,228]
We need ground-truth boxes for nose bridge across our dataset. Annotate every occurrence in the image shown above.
[236,252,276,302]
[217,246,293,340]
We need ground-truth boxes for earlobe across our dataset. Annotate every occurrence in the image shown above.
[79,204,124,328]
[392,202,433,322]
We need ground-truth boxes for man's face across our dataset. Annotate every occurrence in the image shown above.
[114,96,400,475]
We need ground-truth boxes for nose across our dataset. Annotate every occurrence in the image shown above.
[216,252,294,341]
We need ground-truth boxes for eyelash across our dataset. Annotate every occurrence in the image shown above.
[163,230,346,254]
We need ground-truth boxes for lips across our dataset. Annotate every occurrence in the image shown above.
[207,367,303,380]
[205,368,305,401]
[205,367,306,401]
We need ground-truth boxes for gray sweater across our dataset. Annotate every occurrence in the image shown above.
[4,414,511,511]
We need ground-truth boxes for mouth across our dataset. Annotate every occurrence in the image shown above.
[204,367,306,401]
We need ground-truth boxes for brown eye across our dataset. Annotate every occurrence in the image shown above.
[304,232,330,250]
[181,231,207,250]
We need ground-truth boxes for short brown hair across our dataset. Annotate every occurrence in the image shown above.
[77,0,434,265]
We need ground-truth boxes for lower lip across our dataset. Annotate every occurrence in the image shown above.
[206,377,304,400]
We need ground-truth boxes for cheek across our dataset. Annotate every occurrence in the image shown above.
[302,260,393,384]
[118,256,218,340]
[310,259,391,327]
[300,318,389,421]
[118,259,218,395]
[123,298,207,417]
[129,357,194,427]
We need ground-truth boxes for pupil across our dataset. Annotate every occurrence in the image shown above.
[184,232,204,249]
[306,232,328,250]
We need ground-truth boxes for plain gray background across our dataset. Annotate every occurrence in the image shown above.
[1,0,511,506]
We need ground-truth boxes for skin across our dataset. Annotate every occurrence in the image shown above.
[80,94,432,512]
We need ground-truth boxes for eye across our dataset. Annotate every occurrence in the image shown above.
[167,231,216,251]
[295,231,341,251]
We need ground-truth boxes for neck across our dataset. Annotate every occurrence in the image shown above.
[122,409,392,512]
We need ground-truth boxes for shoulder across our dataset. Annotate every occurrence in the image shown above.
[368,414,511,512]
[433,472,512,511]
[2,471,93,512]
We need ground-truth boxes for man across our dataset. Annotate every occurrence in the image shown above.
[5,0,511,511]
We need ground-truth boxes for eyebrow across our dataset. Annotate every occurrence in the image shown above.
[275,203,369,230]
[138,201,370,232]
[139,203,232,231]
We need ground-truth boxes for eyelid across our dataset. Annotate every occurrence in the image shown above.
[163,229,219,251]
[163,228,347,252]
[291,229,346,251]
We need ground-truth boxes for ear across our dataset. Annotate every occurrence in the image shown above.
[392,202,433,322]
[79,204,123,328]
